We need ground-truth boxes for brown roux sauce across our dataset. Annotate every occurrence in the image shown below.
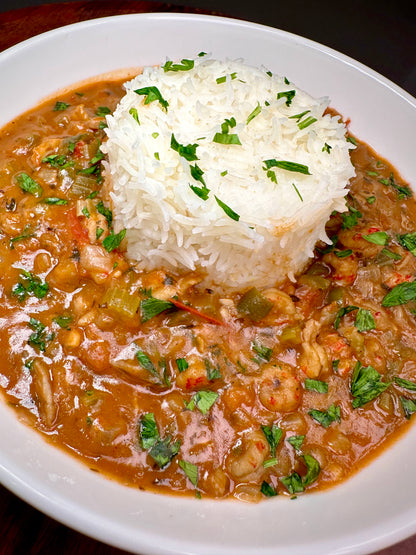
[0,77,415,501]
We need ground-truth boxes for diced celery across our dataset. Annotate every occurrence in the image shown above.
[279,324,302,345]
[101,287,140,318]
[71,174,97,197]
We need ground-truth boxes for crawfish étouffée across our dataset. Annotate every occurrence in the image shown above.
[0,78,416,501]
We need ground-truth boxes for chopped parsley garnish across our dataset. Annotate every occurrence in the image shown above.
[162,58,194,72]
[354,308,376,332]
[95,106,111,117]
[136,350,158,378]
[216,72,237,84]
[198,51,207,57]
[96,227,104,240]
[213,117,241,145]
[394,377,416,391]
[185,390,218,414]
[341,205,362,229]
[43,197,68,205]
[382,281,416,307]
[380,248,402,260]
[28,317,54,352]
[322,143,332,154]
[213,133,241,145]
[176,358,189,372]
[266,170,277,183]
[42,154,72,168]
[308,403,341,427]
[302,453,320,486]
[304,379,328,394]
[400,397,416,420]
[12,270,48,302]
[366,195,376,204]
[280,472,304,495]
[362,231,388,246]
[178,460,198,487]
[350,361,390,408]
[9,225,35,248]
[190,163,206,185]
[277,90,296,106]
[140,296,174,323]
[334,249,353,258]
[346,136,357,145]
[138,412,159,449]
[96,201,113,227]
[334,305,358,329]
[298,116,317,130]
[397,232,416,256]
[204,359,221,380]
[129,107,140,124]
[214,196,240,221]
[251,341,273,362]
[287,435,305,451]
[263,458,278,468]
[53,101,70,111]
[81,207,90,218]
[134,86,169,111]
[261,481,278,497]
[149,436,181,468]
[289,110,310,123]
[190,183,210,200]
[102,228,126,252]
[261,424,283,456]
[138,413,180,468]
[16,173,43,197]
[52,314,73,329]
[170,134,199,161]
[247,102,261,124]
[263,159,311,175]
[379,173,412,199]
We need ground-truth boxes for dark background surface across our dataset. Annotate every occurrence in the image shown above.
[0,1,416,554]
[1,0,416,97]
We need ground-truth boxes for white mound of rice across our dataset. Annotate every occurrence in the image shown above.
[103,55,355,288]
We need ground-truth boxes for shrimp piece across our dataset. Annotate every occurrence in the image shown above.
[298,319,330,378]
[79,244,114,283]
[381,267,413,289]
[323,251,358,286]
[337,226,382,258]
[257,363,302,412]
[30,138,61,166]
[260,288,298,326]
[228,430,269,480]
[262,288,296,315]
[175,355,210,391]
[319,331,355,376]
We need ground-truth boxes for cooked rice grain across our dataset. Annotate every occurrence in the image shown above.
[103,56,355,288]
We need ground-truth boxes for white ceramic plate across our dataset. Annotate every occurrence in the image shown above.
[0,13,416,555]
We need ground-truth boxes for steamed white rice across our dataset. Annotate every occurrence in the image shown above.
[103,55,355,288]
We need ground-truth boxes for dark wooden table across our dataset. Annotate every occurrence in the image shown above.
[0,2,415,554]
